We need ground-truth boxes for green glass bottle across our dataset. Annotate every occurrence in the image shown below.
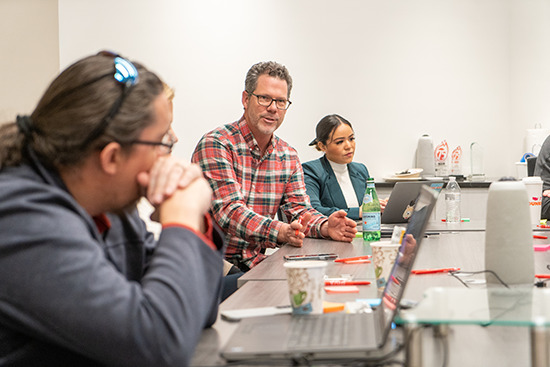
[362,178,381,242]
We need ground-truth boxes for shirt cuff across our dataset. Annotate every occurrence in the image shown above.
[162,214,217,251]
[316,218,329,239]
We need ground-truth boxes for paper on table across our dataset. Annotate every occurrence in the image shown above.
[324,285,360,294]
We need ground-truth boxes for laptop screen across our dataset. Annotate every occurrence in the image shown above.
[378,185,439,342]
[381,181,444,224]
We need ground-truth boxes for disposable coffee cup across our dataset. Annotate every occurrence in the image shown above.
[516,162,527,179]
[371,241,400,289]
[522,176,543,227]
[283,261,327,315]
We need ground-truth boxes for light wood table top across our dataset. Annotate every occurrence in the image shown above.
[191,231,550,366]
[238,237,376,286]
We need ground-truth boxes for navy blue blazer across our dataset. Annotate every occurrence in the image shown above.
[302,155,370,220]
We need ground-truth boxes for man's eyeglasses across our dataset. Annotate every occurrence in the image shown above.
[126,130,177,155]
[81,51,139,147]
[247,92,292,110]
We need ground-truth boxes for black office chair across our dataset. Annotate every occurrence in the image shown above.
[527,156,537,177]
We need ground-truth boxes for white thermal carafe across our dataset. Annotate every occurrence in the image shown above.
[485,180,534,286]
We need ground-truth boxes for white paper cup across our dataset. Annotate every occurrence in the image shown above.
[522,176,543,226]
[371,241,400,289]
[283,261,327,315]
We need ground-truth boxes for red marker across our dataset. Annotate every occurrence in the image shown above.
[295,217,302,237]
[534,235,548,239]
[411,267,460,275]
[535,274,550,279]
[324,280,371,286]
[390,275,400,285]
[343,259,371,264]
[335,255,372,263]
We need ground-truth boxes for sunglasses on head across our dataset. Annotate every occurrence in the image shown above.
[80,50,139,148]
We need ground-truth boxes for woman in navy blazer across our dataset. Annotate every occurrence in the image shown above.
[303,114,386,220]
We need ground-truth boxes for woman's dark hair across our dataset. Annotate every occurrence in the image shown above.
[309,114,353,151]
[0,52,164,169]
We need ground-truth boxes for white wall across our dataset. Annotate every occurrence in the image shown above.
[510,0,550,155]
[0,0,59,122]
[5,0,550,181]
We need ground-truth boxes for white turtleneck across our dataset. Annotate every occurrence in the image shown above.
[327,159,360,208]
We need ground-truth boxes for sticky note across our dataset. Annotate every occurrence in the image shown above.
[323,301,345,313]
[324,286,360,294]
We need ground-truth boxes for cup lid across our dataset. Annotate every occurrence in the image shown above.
[370,240,400,247]
[522,176,542,183]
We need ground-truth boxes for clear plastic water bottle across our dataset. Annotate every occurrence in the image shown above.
[362,178,381,241]
[445,176,461,223]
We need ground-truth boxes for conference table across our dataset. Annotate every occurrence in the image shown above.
[190,221,550,366]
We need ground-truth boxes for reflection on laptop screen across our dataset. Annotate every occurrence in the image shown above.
[378,186,438,342]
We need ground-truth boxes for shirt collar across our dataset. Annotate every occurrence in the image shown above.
[93,213,111,234]
[238,116,276,156]
[327,158,349,175]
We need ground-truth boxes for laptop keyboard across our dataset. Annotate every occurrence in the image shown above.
[287,314,350,349]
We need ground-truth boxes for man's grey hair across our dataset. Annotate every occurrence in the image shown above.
[244,61,293,98]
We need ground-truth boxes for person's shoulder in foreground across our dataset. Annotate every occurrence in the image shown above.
[0,51,224,366]
[192,62,357,271]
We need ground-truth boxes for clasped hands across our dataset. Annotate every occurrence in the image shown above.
[137,156,212,232]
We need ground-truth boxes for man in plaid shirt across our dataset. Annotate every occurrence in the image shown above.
[192,61,357,271]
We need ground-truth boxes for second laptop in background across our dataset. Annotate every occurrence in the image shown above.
[381,181,444,224]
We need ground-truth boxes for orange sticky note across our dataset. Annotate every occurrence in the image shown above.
[323,301,345,313]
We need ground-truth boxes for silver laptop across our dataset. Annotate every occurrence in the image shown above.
[221,186,439,362]
[381,181,443,224]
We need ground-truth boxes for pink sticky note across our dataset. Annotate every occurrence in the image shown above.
[534,244,550,252]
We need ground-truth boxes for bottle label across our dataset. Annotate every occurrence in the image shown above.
[363,194,373,204]
[362,212,381,232]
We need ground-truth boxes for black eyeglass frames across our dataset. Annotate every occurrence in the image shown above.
[247,92,292,110]
[127,129,177,155]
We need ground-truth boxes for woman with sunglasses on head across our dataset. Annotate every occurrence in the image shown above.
[303,114,387,221]
[0,52,225,366]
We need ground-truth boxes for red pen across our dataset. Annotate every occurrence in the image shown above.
[335,255,372,263]
[411,267,460,275]
[535,274,550,279]
[324,280,371,286]
[534,235,548,239]
[343,259,371,264]
[390,275,400,285]
[295,217,302,237]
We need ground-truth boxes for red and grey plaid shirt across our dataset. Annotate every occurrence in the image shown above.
[192,117,327,269]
